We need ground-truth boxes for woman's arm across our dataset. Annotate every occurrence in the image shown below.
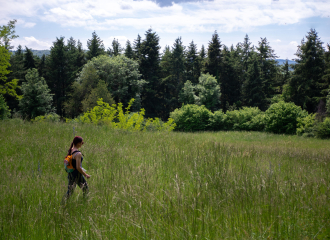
[75,153,90,179]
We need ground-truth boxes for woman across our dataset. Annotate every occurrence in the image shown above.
[65,136,91,199]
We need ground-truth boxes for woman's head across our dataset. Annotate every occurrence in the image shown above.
[68,136,84,155]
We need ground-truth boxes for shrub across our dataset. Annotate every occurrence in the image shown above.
[0,94,10,120]
[170,104,213,132]
[224,107,264,131]
[265,101,308,134]
[77,98,175,132]
[209,110,226,131]
[315,117,330,139]
[296,113,316,137]
[32,113,60,123]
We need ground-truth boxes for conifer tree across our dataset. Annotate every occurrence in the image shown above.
[206,31,222,82]
[86,31,105,60]
[139,29,161,117]
[45,37,69,116]
[108,38,122,57]
[186,41,200,84]
[124,40,134,59]
[133,34,142,61]
[23,47,35,70]
[287,29,326,112]
[38,54,46,79]
[76,40,87,71]
[19,68,54,119]
[242,54,267,110]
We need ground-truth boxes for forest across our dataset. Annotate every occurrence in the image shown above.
[1,19,330,132]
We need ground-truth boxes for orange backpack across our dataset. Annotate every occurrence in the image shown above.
[64,151,80,173]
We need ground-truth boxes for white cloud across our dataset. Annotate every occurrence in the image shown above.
[12,36,52,50]
[1,0,330,34]
[23,22,36,28]
[275,39,281,42]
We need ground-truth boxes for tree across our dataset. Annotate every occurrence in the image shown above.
[242,54,267,110]
[0,19,18,50]
[19,68,54,119]
[179,80,195,104]
[206,31,222,82]
[45,37,70,116]
[124,40,134,59]
[185,41,201,84]
[108,38,122,57]
[139,29,161,118]
[256,37,278,103]
[82,80,115,112]
[0,20,20,102]
[287,29,326,112]
[195,73,221,111]
[86,31,105,60]
[133,34,142,61]
[0,94,10,119]
[23,47,36,70]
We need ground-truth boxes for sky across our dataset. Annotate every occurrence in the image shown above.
[1,0,329,59]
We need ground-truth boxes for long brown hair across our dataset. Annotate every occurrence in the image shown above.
[67,136,83,155]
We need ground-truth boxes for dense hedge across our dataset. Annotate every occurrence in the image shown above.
[170,101,329,138]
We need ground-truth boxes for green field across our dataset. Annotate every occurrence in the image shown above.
[1,120,329,239]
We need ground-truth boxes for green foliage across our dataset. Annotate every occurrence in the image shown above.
[82,80,115,112]
[107,38,122,57]
[209,110,226,131]
[265,101,308,134]
[32,113,60,123]
[19,69,54,119]
[179,80,195,105]
[170,104,212,131]
[296,113,316,137]
[195,73,221,111]
[326,89,330,116]
[315,117,330,139]
[77,98,175,132]
[86,31,105,60]
[0,94,10,119]
[0,19,18,50]
[224,107,265,131]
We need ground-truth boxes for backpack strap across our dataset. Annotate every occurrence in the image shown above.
[71,150,84,159]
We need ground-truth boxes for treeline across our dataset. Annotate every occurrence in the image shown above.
[1,20,330,124]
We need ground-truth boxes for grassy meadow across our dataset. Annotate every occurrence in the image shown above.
[0,120,329,239]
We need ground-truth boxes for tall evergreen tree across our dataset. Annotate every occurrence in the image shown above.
[45,37,70,116]
[256,37,278,103]
[321,43,330,96]
[38,54,46,79]
[76,40,87,71]
[86,31,105,60]
[19,68,54,119]
[124,40,134,59]
[185,41,201,84]
[199,44,207,74]
[206,31,222,82]
[287,29,326,112]
[23,47,36,70]
[241,34,253,73]
[242,54,267,110]
[139,29,161,118]
[133,34,142,61]
[108,38,122,57]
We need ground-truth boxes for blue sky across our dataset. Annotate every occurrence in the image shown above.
[1,0,329,59]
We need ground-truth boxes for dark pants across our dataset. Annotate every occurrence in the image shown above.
[66,171,89,198]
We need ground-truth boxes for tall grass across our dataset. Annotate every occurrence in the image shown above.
[0,120,329,239]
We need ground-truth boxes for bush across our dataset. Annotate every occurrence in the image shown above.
[32,113,60,123]
[77,98,175,132]
[0,94,10,120]
[170,104,213,132]
[224,107,264,131]
[315,117,330,139]
[296,113,316,137]
[209,110,226,131]
[265,101,308,134]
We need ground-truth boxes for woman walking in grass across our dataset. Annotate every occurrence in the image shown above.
[64,136,90,199]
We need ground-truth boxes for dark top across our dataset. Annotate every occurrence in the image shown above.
[71,150,83,176]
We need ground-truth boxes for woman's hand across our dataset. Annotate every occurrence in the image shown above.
[85,174,91,179]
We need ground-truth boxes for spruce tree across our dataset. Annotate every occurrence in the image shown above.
[108,38,122,57]
[23,47,35,70]
[288,29,326,112]
[86,31,105,60]
[133,34,142,61]
[76,40,86,71]
[206,31,222,82]
[19,68,54,119]
[139,29,161,118]
[242,54,267,110]
[45,37,69,116]
[124,40,134,59]
[186,41,200,84]
[38,54,46,79]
